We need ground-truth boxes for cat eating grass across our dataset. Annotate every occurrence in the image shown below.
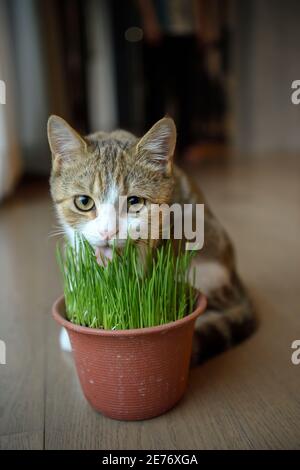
[48,115,256,364]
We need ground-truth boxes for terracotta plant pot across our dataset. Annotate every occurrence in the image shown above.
[52,294,207,421]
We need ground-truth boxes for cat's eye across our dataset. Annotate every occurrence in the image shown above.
[74,195,95,212]
[127,196,144,213]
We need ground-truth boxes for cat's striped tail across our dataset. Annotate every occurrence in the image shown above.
[191,273,257,365]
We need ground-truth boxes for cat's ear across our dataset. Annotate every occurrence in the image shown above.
[47,115,87,164]
[136,117,176,174]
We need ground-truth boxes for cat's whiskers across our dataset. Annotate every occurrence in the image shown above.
[48,226,66,239]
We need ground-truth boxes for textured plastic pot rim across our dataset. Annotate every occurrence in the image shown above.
[52,293,207,337]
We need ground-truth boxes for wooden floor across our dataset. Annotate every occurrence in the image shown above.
[0,156,300,450]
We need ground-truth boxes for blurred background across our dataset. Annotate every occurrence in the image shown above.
[1,1,300,450]
[1,0,300,197]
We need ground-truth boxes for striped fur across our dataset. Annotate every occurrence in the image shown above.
[48,115,256,364]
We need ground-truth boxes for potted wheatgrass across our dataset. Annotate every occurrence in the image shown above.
[52,236,207,421]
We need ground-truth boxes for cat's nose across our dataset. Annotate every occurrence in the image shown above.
[98,228,118,240]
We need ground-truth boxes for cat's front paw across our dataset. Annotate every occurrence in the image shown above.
[59,328,72,352]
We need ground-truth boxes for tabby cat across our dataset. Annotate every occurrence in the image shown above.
[48,115,256,364]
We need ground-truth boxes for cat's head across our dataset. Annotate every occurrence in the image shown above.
[48,115,176,252]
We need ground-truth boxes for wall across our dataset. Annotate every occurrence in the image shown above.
[233,0,300,155]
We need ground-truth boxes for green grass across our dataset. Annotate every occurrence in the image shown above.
[57,236,197,330]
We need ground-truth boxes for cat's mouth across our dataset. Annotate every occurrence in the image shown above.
[95,246,114,265]
[96,245,113,258]
[95,243,125,266]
